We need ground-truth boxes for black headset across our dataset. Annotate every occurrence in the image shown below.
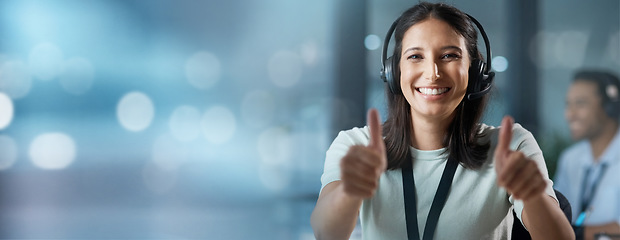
[601,74,620,118]
[380,14,495,101]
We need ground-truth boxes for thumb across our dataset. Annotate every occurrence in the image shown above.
[367,108,384,152]
[495,116,514,160]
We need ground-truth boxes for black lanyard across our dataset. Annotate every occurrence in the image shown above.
[402,157,458,240]
[579,163,609,214]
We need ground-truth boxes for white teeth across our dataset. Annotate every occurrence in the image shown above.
[418,87,449,95]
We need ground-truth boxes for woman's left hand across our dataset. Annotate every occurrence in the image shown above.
[494,116,547,201]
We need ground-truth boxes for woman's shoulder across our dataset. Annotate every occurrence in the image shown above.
[332,126,371,146]
[479,122,535,145]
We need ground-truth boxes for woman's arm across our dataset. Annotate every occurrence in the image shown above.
[495,116,574,240]
[310,182,363,240]
[311,109,387,240]
[522,194,575,240]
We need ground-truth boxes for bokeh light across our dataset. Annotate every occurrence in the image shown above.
[257,127,293,191]
[29,132,76,170]
[59,57,95,95]
[607,31,620,66]
[268,50,303,88]
[553,31,589,68]
[0,135,18,170]
[0,92,14,130]
[257,127,292,166]
[240,90,276,129]
[169,105,202,142]
[117,91,155,132]
[364,34,381,50]
[201,106,236,144]
[492,56,509,72]
[28,42,64,81]
[185,51,221,90]
[0,60,32,99]
[300,40,319,65]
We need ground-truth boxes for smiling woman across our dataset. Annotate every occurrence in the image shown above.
[311,2,574,240]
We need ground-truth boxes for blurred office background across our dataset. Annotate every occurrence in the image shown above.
[0,0,617,239]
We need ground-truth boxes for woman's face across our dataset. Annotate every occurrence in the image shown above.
[399,17,471,121]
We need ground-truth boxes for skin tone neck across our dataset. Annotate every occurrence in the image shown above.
[589,119,619,161]
[410,110,456,150]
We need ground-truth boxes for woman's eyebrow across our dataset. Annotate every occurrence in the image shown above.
[402,45,462,55]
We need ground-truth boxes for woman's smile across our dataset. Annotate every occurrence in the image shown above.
[416,87,451,96]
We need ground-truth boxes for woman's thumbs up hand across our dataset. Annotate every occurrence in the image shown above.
[494,116,547,201]
[340,108,387,199]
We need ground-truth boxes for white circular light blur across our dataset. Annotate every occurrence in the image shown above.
[28,42,64,81]
[268,50,303,88]
[491,56,509,73]
[151,135,188,171]
[364,34,381,50]
[240,90,275,128]
[607,31,620,66]
[554,31,589,68]
[0,135,18,170]
[59,57,95,95]
[185,51,221,90]
[0,93,14,130]
[117,91,155,132]
[169,105,201,142]
[29,132,76,170]
[0,60,32,99]
[257,127,292,166]
[530,31,560,69]
[201,106,236,144]
[300,40,319,65]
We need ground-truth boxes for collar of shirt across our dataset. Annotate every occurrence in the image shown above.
[598,127,620,166]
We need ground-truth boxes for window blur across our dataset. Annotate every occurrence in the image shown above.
[0,0,617,239]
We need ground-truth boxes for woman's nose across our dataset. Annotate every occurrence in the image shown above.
[425,62,440,81]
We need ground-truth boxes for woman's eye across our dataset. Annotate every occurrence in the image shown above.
[441,53,461,60]
[407,54,422,60]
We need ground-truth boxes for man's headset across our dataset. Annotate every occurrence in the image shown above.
[380,14,495,101]
[599,74,619,118]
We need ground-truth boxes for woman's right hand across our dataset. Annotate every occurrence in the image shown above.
[339,108,387,199]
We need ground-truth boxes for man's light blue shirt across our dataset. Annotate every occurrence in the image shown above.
[554,128,620,225]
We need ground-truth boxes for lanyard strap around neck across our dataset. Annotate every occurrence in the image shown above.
[579,163,609,214]
[402,157,458,240]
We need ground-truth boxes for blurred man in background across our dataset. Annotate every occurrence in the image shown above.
[554,70,620,240]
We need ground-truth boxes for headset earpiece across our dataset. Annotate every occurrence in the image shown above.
[604,82,620,118]
[382,56,401,94]
[381,19,401,94]
[465,14,494,100]
[466,58,495,100]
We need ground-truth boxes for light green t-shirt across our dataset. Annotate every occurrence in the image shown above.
[320,123,557,240]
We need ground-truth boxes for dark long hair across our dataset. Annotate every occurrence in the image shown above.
[383,2,490,170]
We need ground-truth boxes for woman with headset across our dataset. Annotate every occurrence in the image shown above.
[310,2,574,240]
